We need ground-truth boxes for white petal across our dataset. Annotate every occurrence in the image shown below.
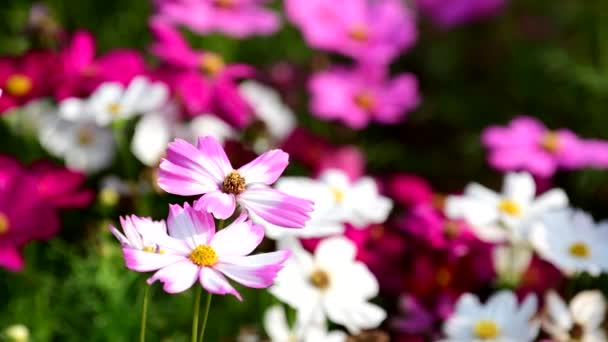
[264,305,291,341]
[131,113,172,166]
[571,290,606,329]
[502,172,536,204]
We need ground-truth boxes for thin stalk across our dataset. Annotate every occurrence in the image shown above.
[197,292,213,342]
[140,284,150,342]
[192,286,202,342]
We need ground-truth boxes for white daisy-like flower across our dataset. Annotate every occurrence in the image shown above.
[39,114,115,174]
[270,237,386,334]
[530,209,608,276]
[239,80,296,153]
[445,172,568,243]
[60,76,168,126]
[442,290,539,342]
[264,305,347,342]
[543,290,606,342]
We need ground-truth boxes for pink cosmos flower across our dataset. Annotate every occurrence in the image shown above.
[387,174,434,208]
[150,20,254,127]
[56,30,146,100]
[416,0,506,29]
[29,160,94,209]
[154,0,281,38]
[0,156,59,271]
[481,116,590,177]
[112,203,290,299]
[158,136,313,228]
[309,66,420,129]
[285,0,417,65]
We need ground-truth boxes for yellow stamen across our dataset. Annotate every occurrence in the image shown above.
[540,132,561,153]
[569,242,590,259]
[349,25,369,42]
[498,200,521,216]
[473,320,500,339]
[222,171,246,195]
[443,220,460,239]
[189,245,218,266]
[214,0,235,8]
[0,212,9,235]
[331,187,345,204]
[99,188,119,207]
[107,103,121,116]
[5,74,33,96]
[309,269,330,290]
[353,92,375,111]
[142,246,156,253]
[200,53,225,76]
[77,127,95,146]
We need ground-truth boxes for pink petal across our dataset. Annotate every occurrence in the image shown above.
[196,136,234,179]
[238,149,289,185]
[194,190,236,220]
[199,267,242,300]
[0,247,24,272]
[147,260,200,294]
[167,203,215,246]
[210,214,264,257]
[222,250,292,267]
[214,262,283,289]
[239,187,313,228]
[122,247,186,272]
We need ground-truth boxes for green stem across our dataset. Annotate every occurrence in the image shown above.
[140,284,150,342]
[217,220,225,230]
[198,292,213,342]
[192,287,202,342]
[112,121,135,180]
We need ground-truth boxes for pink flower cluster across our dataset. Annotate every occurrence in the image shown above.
[111,136,313,299]
[0,156,92,271]
[286,0,421,129]
[482,116,608,177]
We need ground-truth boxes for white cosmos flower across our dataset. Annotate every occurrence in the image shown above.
[543,290,606,342]
[39,114,115,174]
[530,209,608,276]
[270,237,386,334]
[442,291,539,342]
[445,172,568,243]
[60,76,168,126]
[239,81,296,153]
[264,305,347,342]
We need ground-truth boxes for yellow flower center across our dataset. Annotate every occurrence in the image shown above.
[474,320,500,339]
[142,245,156,253]
[568,242,590,259]
[309,269,330,290]
[540,132,561,153]
[331,187,345,204]
[77,126,95,146]
[353,92,375,111]
[443,220,460,239]
[214,0,235,8]
[498,200,521,216]
[222,171,246,195]
[107,103,121,116]
[200,53,225,76]
[189,245,218,266]
[99,188,120,207]
[349,24,369,42]
[5,74,33,96]
[435,267,452,287]
[0,212,10,235]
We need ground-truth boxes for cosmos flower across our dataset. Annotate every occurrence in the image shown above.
[110,215,167,252]
[309,66,419,129]
[417,0,506,29]
[158,136,313,228]
[530,209,608,276]
[445,172,568,243]
[116,203,290,299]
[442,291,539,342]
[481,116,595,178]
[59,76,169,126]
[154,0,281,38]
[270,237,386,334]
[264,305,347,342]
[149,20,254,127]
[28,160,94,209]
[285,0,417,65]
[543,290,606,342]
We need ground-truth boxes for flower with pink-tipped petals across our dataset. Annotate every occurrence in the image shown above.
[158,136,313,228]
[481,116,590,177]
[286,0,417,65]
[154,0,281,38]
[114,203,290,299]
[309,66,420,129]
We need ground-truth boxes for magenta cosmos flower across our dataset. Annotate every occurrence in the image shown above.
[154,0,280,38]
[309,66,420,129]
[158,136,313,228]
[416,0,506,29]
[286,0,417,65]
[112,204,290,299]
[29,160,93,209]
[481,116,591,177]
[150,20,254,127]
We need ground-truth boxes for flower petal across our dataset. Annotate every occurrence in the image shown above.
[263,305,290,341]
[167,203,215,246]
[214,250,290,289]
[238,149,289,185]
[315,236,357,267]
[194,190,236,220]
[196,136,233,180]
[122,247,186,272]
[239,187,313,228]
[570,290,606,329]
[199,267,241,300]
[210,213,264,257]
[146,260,199,293]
